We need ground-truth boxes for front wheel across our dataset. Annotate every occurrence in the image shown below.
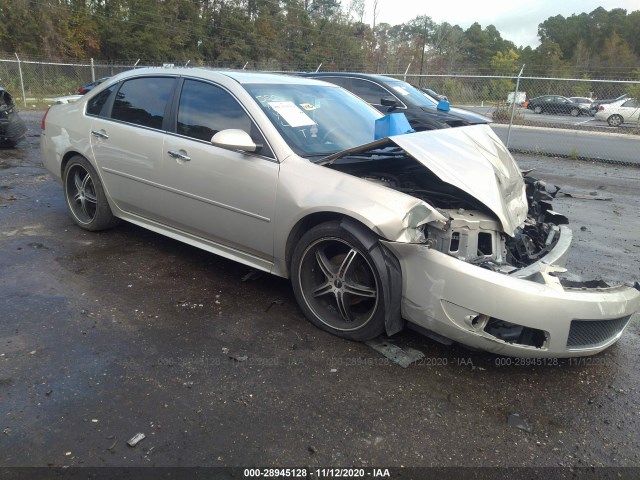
[291,222,387,341]
[607,114,623,127]
[63,155,119,231]
[570,108,579,117]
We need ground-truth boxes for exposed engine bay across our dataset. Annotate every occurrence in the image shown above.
[327,150,568,272]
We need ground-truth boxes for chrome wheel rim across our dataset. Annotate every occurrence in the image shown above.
[298,238,379,332]
[65,164,97,224]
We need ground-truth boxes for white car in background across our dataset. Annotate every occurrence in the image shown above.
[595,98,639,126]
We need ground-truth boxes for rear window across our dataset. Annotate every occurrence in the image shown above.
[111,77,175,129]
[86,85,115,117]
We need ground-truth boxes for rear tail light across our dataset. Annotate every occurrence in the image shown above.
[41,107,50,131]
[599,106,605,111]
[78,88,87,94]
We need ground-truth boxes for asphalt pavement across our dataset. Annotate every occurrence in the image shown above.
[491,124,640,165]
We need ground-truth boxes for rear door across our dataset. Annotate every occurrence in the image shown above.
[89,76,177,222]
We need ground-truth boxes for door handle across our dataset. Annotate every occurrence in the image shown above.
[91,130,109,139]
[168,150,191,162]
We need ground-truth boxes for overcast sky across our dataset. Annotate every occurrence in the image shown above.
[364,0,639,48]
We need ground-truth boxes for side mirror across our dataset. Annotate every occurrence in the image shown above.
[211,129,261,153]
[437,100,450,112]
[380,96,398,108]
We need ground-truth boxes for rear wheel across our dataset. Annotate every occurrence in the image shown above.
[291,222,387,341]
[63,155,119,231]
[607,114,623,127]
[533,106,542,114]
[570,108,579,117]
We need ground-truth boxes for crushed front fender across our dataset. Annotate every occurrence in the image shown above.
[382,229,640,358]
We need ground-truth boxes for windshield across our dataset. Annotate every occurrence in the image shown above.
[244,83,382,158]
[385,80,437,107]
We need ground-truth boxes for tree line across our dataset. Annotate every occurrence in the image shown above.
[0,1,638,79]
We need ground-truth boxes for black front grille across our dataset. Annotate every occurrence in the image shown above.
[567,316,631,348]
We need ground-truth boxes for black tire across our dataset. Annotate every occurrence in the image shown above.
[533,106,542,114]
[607,114,623,127]
[291,221,387,341]
[570,108,579,117]
[63,155,119,231]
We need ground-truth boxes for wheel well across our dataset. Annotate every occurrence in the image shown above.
[60,151,84,177]
[285,212,371,274]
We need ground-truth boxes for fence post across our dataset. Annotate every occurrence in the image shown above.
[403,62,411,82]
[14,53,27,108]
[91,58,95,81]
[506,64,525,149]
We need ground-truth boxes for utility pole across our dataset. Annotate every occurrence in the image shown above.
[418,19,428,87]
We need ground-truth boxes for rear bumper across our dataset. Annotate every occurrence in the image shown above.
[382,227,640,358]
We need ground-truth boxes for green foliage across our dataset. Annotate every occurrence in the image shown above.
[572,75,592,97]
[490,49,520,75]
[627,69,640,99]
[488,79,514,102]
[0,1,637,81]
[492,101,523,123]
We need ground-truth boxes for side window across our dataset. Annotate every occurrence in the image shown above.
[622,99,638,108]
[111,77,175,129]
[177,79,257,143]
[349,79,394,105]
[318,76,351,89]
[86,85,115,117]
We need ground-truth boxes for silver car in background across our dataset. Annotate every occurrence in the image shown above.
[40,68,640,357]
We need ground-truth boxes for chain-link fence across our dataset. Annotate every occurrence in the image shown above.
[1,55,639,162]
[398,73,640,135]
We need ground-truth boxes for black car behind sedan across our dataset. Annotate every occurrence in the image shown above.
[0,87,27,147]
[300,72,490,132]
[526,95,590,116]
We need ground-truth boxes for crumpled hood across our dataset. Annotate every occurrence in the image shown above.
[323,125,528,235]
[390,125,527,235]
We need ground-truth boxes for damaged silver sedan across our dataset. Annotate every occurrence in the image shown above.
[40,68,640,357]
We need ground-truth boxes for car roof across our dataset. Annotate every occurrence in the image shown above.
[302,72,402,84]
[111,67,334,87]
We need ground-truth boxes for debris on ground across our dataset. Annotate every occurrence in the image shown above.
[229,354,248,362]
[127,433,146,447]
[559,190,612,201]
[507,413,532,432]
[107,438,117,452]
[265,299,284,312]
[241,270,263,282]
[365,337,425,368]
[3,428,11,436]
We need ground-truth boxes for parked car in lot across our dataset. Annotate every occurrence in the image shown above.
[419,86,448,102]
[77,77,110,95]
[568,96,593,107]
[40,68,640,357]
[299,72,490,131]
[590,94,628,116]
[0,87,28,147]
[526,95,590,116]
[595,98,639,126]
